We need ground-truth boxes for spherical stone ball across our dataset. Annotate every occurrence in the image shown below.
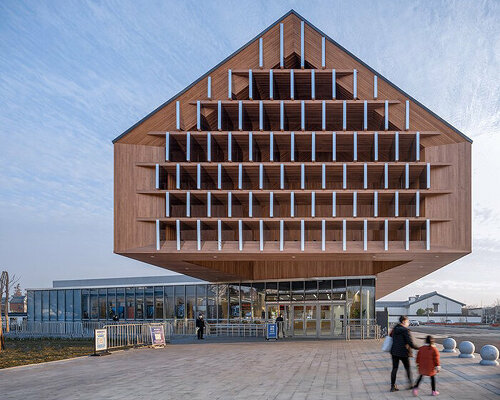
[458,341,475,358]
[479,345,499,366]
[442,338,457,353]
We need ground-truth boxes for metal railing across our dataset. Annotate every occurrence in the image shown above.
[345,323,380,340]
[4,321,105,338]
[104,322,173,350]
[207,323,266,337]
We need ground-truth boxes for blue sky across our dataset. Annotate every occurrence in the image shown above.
[0,1,499,305]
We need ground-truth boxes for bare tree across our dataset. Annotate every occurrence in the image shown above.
[0,271,20,351]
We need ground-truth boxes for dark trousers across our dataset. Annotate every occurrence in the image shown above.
[391,355,413,386]
[415,375,436,391]
[197,327,204,339]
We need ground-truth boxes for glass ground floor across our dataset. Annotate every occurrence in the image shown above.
[27,277,375,337]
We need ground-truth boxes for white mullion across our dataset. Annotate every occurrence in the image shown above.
[394,191,399,217]
[207,76,212,99]
[227,131,232,162]
[176,101,181,130]
[353,69,357,99]
[290,192,295,217]
[249,132,253,161]
[322,100,326,130]
[186,191,191,217]
[353,131,358,161]
[280,101,284,131]
[176,163,180,189]
[269,131,274,161]
[217,163,222,189]
[259,163,264,189]
[353,192,357,217]
[228,69,232,99]
[405,163,410,189]
[321,219,326,251]
[332,132,336,161]
[427,163,431,189]
[207,192,211,217]
[405,219,410,250]
[342,101,347,130]
[300,219,305,251]
[238,101,243,130]
[301,163,305,189]
[426,219,431,250]
[363,219,368,251]
[259,101,264,131]
[165,192,170,217]
[311,131,316,161]
[363,163,368,189]
[165,132,170,161]
[332,192,336,217]
[186,132,190,161]
[269,192,274,217]
[196,100,201,131]
[322,164,326,189]
[384,163,388,189]
[207,132,211,162]
[301,100,305,130]
[269,69,274,100]
[217,101,222,131]
[290,132,295,161]
[343,163,347,189]
[227,192,232,217]
[279,23,284,68]
[300,21,305,68]
[155,163,160,189]
[290,69,294,100]
[311,191,315,217]
[238,220,243,251]
[321,37,326,68]
[342,219,347,251]
[259,38,263,68]
[197,163,201,189]
[405,100,410,130]
[249,69,253,100]
[384,219,388,251]
[373,191,378,217]
[373,76,378,99]
[384,101,389,130]
[156,219,160,251]
[197,220,202,251]
[416,131,420,161]
[259,220,264,251]
[415,191,420,217]
[217,220,222,251]
[280,220,284,251]
[374,132,379,161]
[311,69,315,99]
[280,164,285,189]
[176,219,181,251]
[332,69,336,99]
[363,100,368,130]
[238,163,243,189]
[395,131,399,161]
[248,192,253,217]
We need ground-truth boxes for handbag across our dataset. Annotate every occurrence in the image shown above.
[381,335,393,352]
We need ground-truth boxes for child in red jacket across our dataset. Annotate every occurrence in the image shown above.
[413,335,441,396]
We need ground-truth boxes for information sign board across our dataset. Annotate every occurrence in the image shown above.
[94,329,108,352]
[266,323,277,340]
[150,325,166,347]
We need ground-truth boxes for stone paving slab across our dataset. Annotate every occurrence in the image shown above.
[0,338,498,400]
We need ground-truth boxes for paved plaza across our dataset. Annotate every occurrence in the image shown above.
[0,337,498,400]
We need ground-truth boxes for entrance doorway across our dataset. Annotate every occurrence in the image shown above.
[291,303,345,338]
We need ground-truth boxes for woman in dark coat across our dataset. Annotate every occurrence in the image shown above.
[390,315,419,392]
[196,314,205,340]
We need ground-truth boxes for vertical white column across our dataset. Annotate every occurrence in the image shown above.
[248,191,253,217]
[311,191,315,217]
[186,191,191,217]
[416,131,420,161]
[343,163,347,189]
[426,219,431,250]
[363,219,368,251]
[384,219,388,251]
[207,76,212,99]
[395,131,399,161]
[155,219,160,251]
[405,219,410,250]
[165,132,170,161]
[290,132,295,161]
[176,219,181,251]
[259,163,264,189]
[373,191,378,217]
[238,101,243,130]
[384,101,389,130]
[217,163,222,189]
[353,192,357,217]
[415,191,420,217]
[353,131,358,161]
[363,100,368,130]
[228,69,232,99]
[279,23,284,68]
[186,132,191,161]
[290,192,295,217]
[280,164,285,189]
[269,192,274,217]
[207,192,211,217]
[238,220,243,251]
[176,163,180,189]
[279,220,284,251]
[197,220,202,251]
[269,69,274,100]
[384,163,388,189]
[332,192,336,216]
[259,220,264,251]
[405,163,410,189]
[301,100,305,131]
[363,163,368,189]
[426,163,431,189]
[342,101,347,130]
[227,191,232,217]
[332,132,336,161]
[321,36,326,68]
[353,69,357,99]
[322,163,326,189]
[269,131,274,161]
[311,131,316,161]
[248,132,253,161]
[165,192,170,217]
[405,100,410,130]
[311,69,315,100]
[155,163,160,189]
[217,101,222,131]
[176,101,181,130]
[196,100,201,131]
[373,76,378,99]
[332,69,336,99]
[248,69,253,100]
[227,132,232,162]
[259,38,263,68]
[197,163,201,189]
[394,191,399,217]
[321,219,326,251]
[300,219,305,251]
[301,163,305,189]
[374,132,379,161]
[217,219,222,251]
[259,101,264,131]
[290,69,294,100]
[207,132,211,162]
[322,101,326,131]
[342,219,347,251]
[300,21,305,68]
[238,163,243,189]
[280,101,284,131]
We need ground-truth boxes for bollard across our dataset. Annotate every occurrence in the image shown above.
[458,341,475,358]
[442,338,457,353]
[479,345,499,366]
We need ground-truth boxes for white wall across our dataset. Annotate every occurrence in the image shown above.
[388,315,481,324]
[408,295,463,315]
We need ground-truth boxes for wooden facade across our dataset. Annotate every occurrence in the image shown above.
[113,11,471,299]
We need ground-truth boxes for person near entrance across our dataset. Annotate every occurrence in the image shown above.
[275,313,284,338]
[196,313,205,340]
[389,315,418,392]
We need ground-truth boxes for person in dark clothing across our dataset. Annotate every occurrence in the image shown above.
[390,315,419,392]
[196,314,205,340]
[275,314,284,338]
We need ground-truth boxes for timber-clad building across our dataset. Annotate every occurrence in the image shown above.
[107,11,471,337]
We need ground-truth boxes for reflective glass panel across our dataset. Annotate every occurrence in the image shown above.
[116,288,125,320]
[126,288,135,320]
[145,287,154,319]
[175,286,185,319]
[252,283,266,320]
[154,287,164,320]
[207,285,217,321]
[278,281,290,302]
[99,289,107,319]
[186,285,195,319]
[73,290,82,320]
[240,283,252,321]
[49,290,57,321]
[195,285,206,317]
[135,287,144,319]
[65,290,73,321]
[107,288,116,320]
[229,284,240,321]
[165,286,174,319]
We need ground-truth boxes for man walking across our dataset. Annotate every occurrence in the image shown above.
[390,315,419,392]
[196,313,205,340]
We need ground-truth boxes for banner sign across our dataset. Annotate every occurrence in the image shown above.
[266,323,277,340]
[94,329,108,352]
[150,325,166,347]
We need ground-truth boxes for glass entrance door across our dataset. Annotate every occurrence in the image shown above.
[332,304,345,337]
[305,305,317,336]
[293,305,305,336]
[266,304,278,321]
[319,305,332,336]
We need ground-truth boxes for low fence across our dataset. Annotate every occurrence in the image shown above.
[207,323,266,337]
[104,322,173,350]
[4,321,104,338]
[346,324,380,340]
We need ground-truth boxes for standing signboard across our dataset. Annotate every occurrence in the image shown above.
[94,329,108,354]
[150,325,166,348]
[266,323,278,340]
